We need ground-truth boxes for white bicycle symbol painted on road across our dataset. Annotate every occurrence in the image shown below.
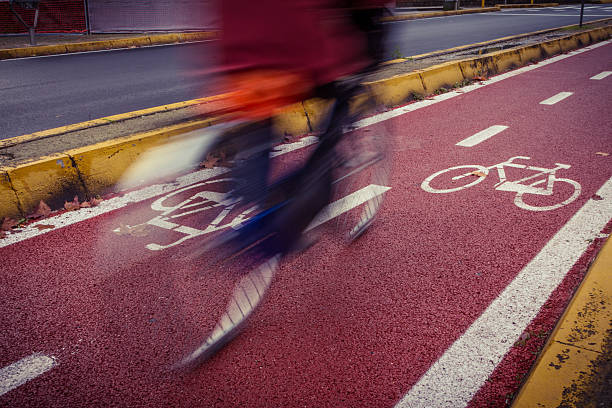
[421,156,581,211]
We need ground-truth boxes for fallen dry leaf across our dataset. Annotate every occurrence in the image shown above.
[471,171,487,178]
[0,230,5,239]
[114,223,151,237]
[27,200,52,219]
[80,201,91,208]
[591,194,604,201]
[1,217,19,231]
[64,196,80,211]
[34,224,55,231]
[473,76,488,82]
[90,197,102,207]
[595,152,609,157]
[201,153,220,169]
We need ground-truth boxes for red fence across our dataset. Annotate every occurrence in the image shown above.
[0,0,86,33]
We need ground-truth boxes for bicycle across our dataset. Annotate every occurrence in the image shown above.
[421,156,581,211]
[106,73,392,370]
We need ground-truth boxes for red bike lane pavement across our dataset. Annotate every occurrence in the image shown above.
[1,41,611,407]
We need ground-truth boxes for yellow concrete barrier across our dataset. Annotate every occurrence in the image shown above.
[589,28,610,43]
[364,72,426,107]
[559,36,580,52]
[0,172,21,219]
[68,120,214,194]
[540,39,562,58]
[301,98,334,132]
[418,62,465,93]
[7,155,87,215]
[148,33,181,45]
[517,44,544,64]
[458,55,497,79]
[65,41,111,53]
[490,49,523,73]
[273,103,312,136]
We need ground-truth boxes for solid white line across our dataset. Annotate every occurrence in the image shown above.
[396,176,612,408]
[456,125,508,147]
[540,91,574,105]
[0,354,57,396]
[591,71,612,80]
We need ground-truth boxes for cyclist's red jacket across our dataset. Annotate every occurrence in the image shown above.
[220,0,387,89]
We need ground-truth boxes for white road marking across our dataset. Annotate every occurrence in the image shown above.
[540,91,574,105]
[396,176,612,408]
[355,40,611,129]
[307,184,391,231]
[0,34,608,405]
[591,71,612,80]
[456,125,508,147]
[1,40,610,249]
[0,354,56,396]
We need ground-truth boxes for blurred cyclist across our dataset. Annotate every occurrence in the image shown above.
[211,0,388,260]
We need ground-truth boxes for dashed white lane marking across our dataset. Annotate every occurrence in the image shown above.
[591,71,612,80]
[396,176,612,408]
[456,125,508,147]
[0,354,56,396]
[540,91,573,105]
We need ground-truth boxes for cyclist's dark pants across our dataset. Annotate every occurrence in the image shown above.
[228,81,357,255]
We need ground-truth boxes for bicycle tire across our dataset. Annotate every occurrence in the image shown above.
[172,254,280,371]
[332,112,392,242]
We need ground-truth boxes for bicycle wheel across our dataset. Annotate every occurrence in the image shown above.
[173,254,280,370]
[421,165,489,194]
[331,115,393,241]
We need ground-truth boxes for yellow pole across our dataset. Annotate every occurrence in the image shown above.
[482,0,485,8]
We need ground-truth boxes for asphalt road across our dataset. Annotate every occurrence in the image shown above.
[0,40,611,407]
[0,4,610,140]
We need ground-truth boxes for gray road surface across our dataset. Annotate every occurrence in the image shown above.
[0,4,610,140]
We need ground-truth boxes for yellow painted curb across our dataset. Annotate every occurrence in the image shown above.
[364,71,425,107]
[512,236,612,407]
[0,171,21,219]
[1,25,611,218]
[383,7,500,22]
[517,43,544,65]
[6,154,87,214]
[0,93,232,149]
[273,102,312,136]
[68,118,218,194]
[418,61,464,93]
[489,49,523,73]
[497,3,559,8]
[148,33,181,45]
[540,38,563,57]
[0,31,217,61]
